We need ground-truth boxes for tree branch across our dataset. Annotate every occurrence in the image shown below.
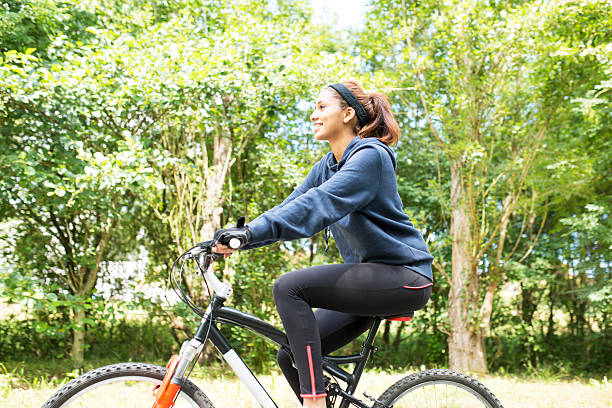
[432,258,451,283]
[414,77,447,150]
[518,203,548,263]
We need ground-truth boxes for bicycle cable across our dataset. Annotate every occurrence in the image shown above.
[170,246,207,317]
[182,253,215,382]
[169,243,218,400]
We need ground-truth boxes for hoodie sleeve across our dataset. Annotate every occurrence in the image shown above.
[247,147,382,244]
[240,159,323,250]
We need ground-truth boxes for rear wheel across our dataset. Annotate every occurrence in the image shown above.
[376,369,503,408]
[41,362,214,408]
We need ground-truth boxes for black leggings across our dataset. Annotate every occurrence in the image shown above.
[272,263,432,401]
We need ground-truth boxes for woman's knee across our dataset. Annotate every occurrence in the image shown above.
[273,271,300,302]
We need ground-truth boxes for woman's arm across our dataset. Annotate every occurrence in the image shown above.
[240,159,324,250]
[247,147,382,244]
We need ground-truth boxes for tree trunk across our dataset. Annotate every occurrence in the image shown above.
[392,321,405,351]
[382,320,391,346]
[546,279,555,339]
[478,194,512,351]
[71,306,86,365]
[448,160,488,373]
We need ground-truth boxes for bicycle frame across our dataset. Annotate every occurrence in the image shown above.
[194,295,382,408]
[159,247,385,408]
[45,243,504,408]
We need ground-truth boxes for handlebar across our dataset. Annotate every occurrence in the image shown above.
[187,241,233,300]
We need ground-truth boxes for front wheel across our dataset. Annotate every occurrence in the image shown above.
[41,362,214,408]
[376,369,504,408]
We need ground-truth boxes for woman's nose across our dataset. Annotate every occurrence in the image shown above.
[310,110,317,122]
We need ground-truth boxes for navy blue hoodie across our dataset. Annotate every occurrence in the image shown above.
[246,136,434,280]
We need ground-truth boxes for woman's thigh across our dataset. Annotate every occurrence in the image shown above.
[274,263,432,317]
[315,309,373,355]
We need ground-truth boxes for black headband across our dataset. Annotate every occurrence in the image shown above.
[328,83,369,128]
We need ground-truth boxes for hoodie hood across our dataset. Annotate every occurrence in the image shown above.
[326,136,397,172]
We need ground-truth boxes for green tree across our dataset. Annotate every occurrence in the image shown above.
[0,16,167,364]
[360,0,611,372]
[0,0,354,364]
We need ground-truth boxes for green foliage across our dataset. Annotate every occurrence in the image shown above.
[0,0,98,57]
[488,316,612,378]
[0,317,175,382]
[358,0,612,372]
[0,0,609,380]
[0,0,348,361]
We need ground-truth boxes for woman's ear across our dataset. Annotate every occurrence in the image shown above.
[344,107,356,124]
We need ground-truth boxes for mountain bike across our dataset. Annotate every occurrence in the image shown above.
[41,237,504,408]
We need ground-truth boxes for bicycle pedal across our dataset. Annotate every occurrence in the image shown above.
[363,392,392,408]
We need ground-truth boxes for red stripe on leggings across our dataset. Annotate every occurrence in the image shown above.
[300,346,328,398]
[306,345,316,397]
[300,393,328,398]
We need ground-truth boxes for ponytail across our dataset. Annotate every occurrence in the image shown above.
[360,91,400,145]
[328,80,400,145]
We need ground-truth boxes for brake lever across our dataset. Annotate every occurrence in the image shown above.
[189,239,217,257]
[196,239,215,249]
[189,239,223,276]
[197,249,220,273]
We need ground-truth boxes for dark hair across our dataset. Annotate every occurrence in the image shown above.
[327,80,400,145]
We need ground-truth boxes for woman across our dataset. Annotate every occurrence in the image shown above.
[213,80,434,408]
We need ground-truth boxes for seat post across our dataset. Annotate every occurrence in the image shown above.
[338,317,382,408]
[363,317,382,350]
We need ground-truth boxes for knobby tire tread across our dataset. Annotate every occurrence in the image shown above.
[376,369,504,408]
[41,362,214,408]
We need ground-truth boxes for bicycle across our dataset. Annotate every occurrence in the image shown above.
[41,237,504,408]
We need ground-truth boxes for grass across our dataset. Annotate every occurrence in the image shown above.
[1,363,610,408]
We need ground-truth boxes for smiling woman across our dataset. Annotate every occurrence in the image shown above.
[211,79,433,408]
[311,81,400,150]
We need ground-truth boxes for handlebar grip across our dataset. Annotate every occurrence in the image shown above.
[228,237,241,249]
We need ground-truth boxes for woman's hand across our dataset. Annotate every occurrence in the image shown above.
[213,226,253,250]
[211,221,252,260]
[212,243,236,259]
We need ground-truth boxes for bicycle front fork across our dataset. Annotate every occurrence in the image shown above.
[152,308,212,408]
[152,337,206,408]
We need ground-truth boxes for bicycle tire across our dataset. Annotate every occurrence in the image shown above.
[376,369,504,408]
[41,362,214,408]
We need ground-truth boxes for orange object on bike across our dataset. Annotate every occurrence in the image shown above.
[152,355,181,408]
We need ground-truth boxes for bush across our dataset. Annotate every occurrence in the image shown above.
[0,316,176,364]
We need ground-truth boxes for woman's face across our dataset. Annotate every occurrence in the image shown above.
[310,89,355,141]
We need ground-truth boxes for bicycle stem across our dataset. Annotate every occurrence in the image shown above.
[166,245,234,388]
